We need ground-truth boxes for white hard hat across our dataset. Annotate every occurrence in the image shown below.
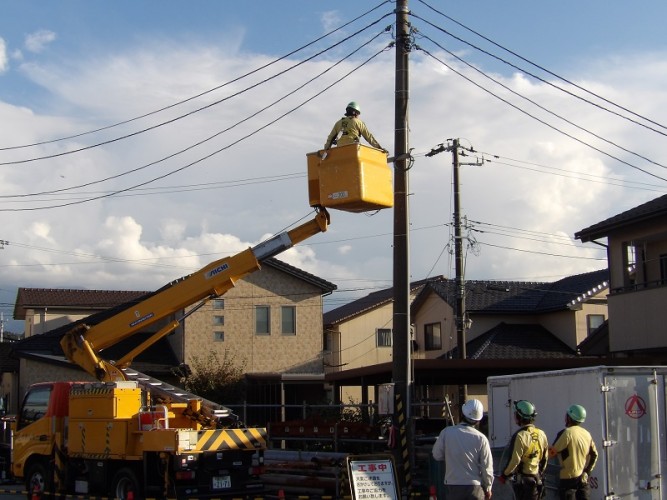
[462,399,484,422]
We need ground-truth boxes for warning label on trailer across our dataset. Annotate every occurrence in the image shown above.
[624,394,647,419]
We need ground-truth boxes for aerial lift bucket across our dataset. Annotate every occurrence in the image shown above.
[307,144,393,212]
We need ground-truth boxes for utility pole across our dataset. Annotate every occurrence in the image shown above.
[426,139,483,409]
[452,139,467,406]
[392,0,411,496]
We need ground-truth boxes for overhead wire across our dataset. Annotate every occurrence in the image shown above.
[415,45,667,183]
[0,40,393,211]
[413,1,667,136]
[1,22,389,199]
[0,1,392,152]
[0,13,393,170]
[413,30,667,175]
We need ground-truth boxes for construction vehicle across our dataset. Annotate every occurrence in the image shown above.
[10,144,392,499]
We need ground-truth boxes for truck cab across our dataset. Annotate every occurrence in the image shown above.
[12,382,77,495]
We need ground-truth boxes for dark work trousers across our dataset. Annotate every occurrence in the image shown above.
[444,484,485,500]
[558,476,590,500]
[513,475,542,500]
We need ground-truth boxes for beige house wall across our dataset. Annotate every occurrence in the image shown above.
[609,288,667,351]
[412,292,455,359]
[18,358,93,403]
[184,265,326,374]
[605,218,667,351]
[23,309,98,338]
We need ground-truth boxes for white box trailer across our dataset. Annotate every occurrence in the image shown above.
[487,366,667,500]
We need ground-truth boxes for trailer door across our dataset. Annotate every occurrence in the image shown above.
[488,383,511,448]
[604,372,666,499]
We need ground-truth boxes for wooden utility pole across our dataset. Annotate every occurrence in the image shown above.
[392,0,411,495]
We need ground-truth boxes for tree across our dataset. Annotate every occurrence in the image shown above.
[180,350,247,404]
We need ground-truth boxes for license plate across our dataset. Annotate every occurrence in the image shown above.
[212,475,231,489]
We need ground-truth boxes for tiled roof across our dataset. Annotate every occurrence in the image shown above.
[577,320,609,356]
[445,323,577,360]
[14,288,149,319]
[11,291,179,367]
[14,257,336,321]
[417,269,609,314]
[263,258,337,292]
[575,194,667,242]
[323,277,443,326]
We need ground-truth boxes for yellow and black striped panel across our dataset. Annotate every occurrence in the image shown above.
[194,428,267,451]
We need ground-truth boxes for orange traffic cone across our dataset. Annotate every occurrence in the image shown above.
[428,485,437,500]
[31,484,41,500]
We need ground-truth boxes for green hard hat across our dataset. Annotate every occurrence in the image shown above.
[514,400,537,420]
[567,404,587,423]
[346,101,361,114]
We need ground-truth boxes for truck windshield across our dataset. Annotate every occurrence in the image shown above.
[17,385,52,430]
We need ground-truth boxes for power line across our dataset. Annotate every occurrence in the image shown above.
[0,45,392,211]
[416,46,667,182]
[0,1,392,152]
[414,31,667,174]
[412,1,667,135]
[0,15,392,175]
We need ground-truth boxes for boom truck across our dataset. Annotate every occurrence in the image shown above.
[9,144,393,499]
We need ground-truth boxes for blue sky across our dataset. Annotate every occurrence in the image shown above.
[2,1,667,332]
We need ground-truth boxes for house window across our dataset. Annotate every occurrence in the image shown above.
[623,242,637,289]
[587,314,605,334]
[660,254,667,285]
[213,315,224,326]
[424,322,442,350]
[255,306,270,335]
[377,328,392,347]
[281,306,296,335]
[214,331,225,342]
[213,299,225,310]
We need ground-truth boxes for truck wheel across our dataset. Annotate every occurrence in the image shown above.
[25,460,52,499]
[111,467,141,500]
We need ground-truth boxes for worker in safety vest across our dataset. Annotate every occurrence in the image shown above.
[549,404,598,500]
[323,101,387,153]
[498,400,549,500]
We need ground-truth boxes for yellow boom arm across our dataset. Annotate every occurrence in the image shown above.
[60,208,330,382]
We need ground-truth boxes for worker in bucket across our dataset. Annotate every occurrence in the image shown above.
[498,400,549,500]
[432,399,494,500]
[323,101,388,153]
[549,404,598,500]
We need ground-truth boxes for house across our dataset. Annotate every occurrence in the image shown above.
[11,258,336,421]
[14,288,149,338]
[575,193,667,355]
[324,270,611,410]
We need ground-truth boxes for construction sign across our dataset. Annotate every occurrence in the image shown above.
[347,454,399,500]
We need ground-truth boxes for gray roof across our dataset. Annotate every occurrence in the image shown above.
[14,288,149,320]
[413,269,609,315]
[323,277,442,326]
[445,323,577,360]
[14,258,336,321]
[575,194,667,242]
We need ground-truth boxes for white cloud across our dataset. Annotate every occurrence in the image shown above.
[1,34,665,331]
[320,11,341,32]
[25,30,56,53]
[0,38,8,73]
